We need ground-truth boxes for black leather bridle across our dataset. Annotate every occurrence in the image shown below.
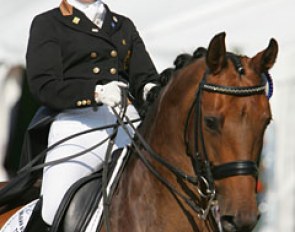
[187,69,266,190]
[112,58,269,223]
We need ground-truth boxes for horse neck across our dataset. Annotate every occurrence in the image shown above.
[140,59,206,175]
[123,60,215,231]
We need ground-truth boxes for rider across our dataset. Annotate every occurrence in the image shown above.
[23,0,159,230]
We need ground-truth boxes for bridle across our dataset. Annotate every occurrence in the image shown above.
[113,55,270,224]
[183,53,270,217]
[184,68,267,215]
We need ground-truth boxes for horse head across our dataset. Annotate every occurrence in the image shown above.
[202,32,278,232]
[145,32,278,232]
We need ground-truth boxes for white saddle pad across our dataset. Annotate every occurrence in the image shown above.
[0,199,38,232]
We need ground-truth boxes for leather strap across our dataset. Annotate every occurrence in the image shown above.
[212,161,258,180]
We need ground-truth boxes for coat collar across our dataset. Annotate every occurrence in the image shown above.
[58,0,121,38]
[60,0,73,16]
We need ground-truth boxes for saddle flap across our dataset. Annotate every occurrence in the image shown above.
[50,148,129,232]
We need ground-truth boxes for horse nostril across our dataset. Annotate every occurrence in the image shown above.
[221,216,237,232]
[234,213,258,231]
[221,214,257,232]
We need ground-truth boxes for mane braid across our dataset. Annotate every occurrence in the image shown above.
[139,47,207,118]
[162,47,208,87]
[193,47,207,59]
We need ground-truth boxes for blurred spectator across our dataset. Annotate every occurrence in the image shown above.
[0,63,39,180]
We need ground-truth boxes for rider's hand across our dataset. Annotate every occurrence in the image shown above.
[94,81,128,107]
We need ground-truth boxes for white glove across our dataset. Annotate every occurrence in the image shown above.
[143,83,157,101]
[95,81,128,107]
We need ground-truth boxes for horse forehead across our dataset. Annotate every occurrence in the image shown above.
[203,87,271,118]
[230,98,271,119]
[220,57,259,80]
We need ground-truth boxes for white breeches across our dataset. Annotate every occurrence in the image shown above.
[40,105,139,225]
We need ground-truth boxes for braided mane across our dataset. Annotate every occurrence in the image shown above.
[139,47,207,117]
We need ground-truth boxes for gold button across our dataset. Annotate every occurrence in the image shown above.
[110,68,117,75]
[76,101,82,107]
[122,39,127,45]
[86,100,92,105]
[90,52,97,59]
[72,17,80,25]
[82,100,87,106]
[110,50,118,58]
[93,67,100,74]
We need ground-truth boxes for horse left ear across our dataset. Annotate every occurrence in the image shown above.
[250,39,279,73]
[206,32,227,74]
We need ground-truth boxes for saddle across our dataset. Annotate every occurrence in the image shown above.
[50,147,130,232]
[0,148,131,232]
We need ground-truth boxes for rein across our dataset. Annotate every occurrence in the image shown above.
[18,118,141,174]
[111,108,206,215]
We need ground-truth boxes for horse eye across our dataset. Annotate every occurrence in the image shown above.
[204,117,219,131]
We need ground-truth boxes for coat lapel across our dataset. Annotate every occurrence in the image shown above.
[101,5,122,37]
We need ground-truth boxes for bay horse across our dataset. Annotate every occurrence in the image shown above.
[0,32,278,232]
[105,32,278,232]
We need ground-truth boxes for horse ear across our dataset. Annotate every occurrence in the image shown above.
[206,32,227,74]
[250,39,279,73]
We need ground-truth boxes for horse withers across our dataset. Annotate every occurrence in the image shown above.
[0,32,278,232]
